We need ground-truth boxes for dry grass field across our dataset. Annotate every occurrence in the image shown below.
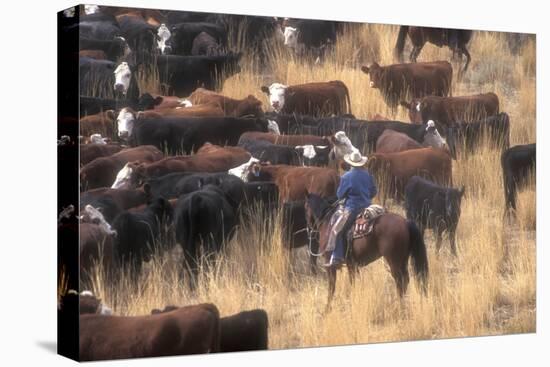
[83,23,536,348]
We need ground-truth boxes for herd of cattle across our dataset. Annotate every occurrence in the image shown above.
[57,5,536,360]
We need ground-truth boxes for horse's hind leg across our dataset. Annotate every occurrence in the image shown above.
[390,263,410,298]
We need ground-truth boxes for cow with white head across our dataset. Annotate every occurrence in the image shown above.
[116,107,136,140]
[156,24,172,55]
[330,131,360,161]
[229,157,260,182]
[80,205,117,236]
[84,4,100,14]
[113,62,132,96]
[260,83,289,112]
[294,145,332,166]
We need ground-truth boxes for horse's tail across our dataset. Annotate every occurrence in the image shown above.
[342,82,352,115]
[407,220,429,294]
[394,26,408,62]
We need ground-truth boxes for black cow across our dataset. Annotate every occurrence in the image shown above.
[191,32,223,56]
[117,15,157,63]
[79,36,129,61]
[175,185,237,276]
[218,179,279,215]
[77,20,121,40]
[501,143,536,213]
[283,19,342,58]
[79,58,140,102]
[79,93,158,117]
[268,113,434,152]
[156,53,242,96]
[112,197,173,275]
[169,22,227,55]
[405,176,465,256]
[219,309,269,352]
[174,173,243,197]
[447,113,511,156]
[238,139,301,165]
[128,117,269,154]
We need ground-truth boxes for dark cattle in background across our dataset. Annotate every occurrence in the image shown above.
[191,31,224,56]
[79,37,129,61]
[128,117,269,154]
[447,113,511,156]
[79,94,158,117]
[239,131,330,147]
[174,173,243,197]
[116,14,157,63]
[80,143,124,165]
[405,176,465,256]
[394,26,473,72]
[156,53,242,96]
[80,188,151,223]
[80,223,117,277]
[400,93,500,128]
[77,20,120,40]
[175,185,237,276]
[239,139,301,165]
[501,143,536,213]
[217,14,282,51]
[219,310,269,352]
[270,114,436,152]
[79,304,221,361]
[361,61,452,110]
[79,58,140,101]
[261,80,352,117]
[169,22,227,55]
[283,19,343,58]
[113,198,173,274]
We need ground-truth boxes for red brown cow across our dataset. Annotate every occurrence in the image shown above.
[80,146,163,190]
[79,50,107,60]
[361,61,452,109]
[130,144,251,181]
[80,110,116,138]
[400,93,500,129]
[376,129,422,153]
[80,144,124,165]
[79,303,221,361]
[187,88,264,117]
[260,81,352,117]
[368,147,452,201]
[239,131,330,146]
[247,162,339,201]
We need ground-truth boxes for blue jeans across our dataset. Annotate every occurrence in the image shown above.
[332,207,361,261]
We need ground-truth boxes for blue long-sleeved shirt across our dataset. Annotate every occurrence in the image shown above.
[337,167,377,210]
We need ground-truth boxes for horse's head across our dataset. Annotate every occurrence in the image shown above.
[305,193,336,229]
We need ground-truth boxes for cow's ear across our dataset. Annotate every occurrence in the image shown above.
[361,66,370,74]
[154,96,163,105]
[260,86,270,95]
[106,110,116,120]
[400,101,411,109]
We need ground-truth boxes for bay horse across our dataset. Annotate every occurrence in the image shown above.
[394,26,473,73]
[305,194,429,310]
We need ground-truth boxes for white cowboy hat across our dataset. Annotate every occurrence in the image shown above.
[343,150,368,167]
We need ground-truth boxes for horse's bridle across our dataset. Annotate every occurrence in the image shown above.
[305,198,344,257]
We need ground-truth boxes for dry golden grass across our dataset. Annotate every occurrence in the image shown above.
[83,24,535,349]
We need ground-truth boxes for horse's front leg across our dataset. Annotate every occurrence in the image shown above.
[325,267,337,313]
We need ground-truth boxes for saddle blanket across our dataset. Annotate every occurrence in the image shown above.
[352,205,385,239]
